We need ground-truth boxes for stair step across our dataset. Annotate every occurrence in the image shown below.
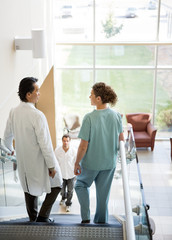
[0,214,123,240]
[0,224,123,240]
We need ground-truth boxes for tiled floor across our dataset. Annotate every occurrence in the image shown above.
[0,140,172,240]
[136,140,172,240]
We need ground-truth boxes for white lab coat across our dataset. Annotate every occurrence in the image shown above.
[3,102,62,196]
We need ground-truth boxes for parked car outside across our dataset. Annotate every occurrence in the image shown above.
[61,5,73,18]
[148,1,157,10]
[125,7,137,18]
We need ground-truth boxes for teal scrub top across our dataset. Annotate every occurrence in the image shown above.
[78,108,123,171]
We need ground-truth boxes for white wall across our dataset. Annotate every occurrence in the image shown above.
[0,0,54,137]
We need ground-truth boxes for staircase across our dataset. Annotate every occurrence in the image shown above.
[0,214,123,240]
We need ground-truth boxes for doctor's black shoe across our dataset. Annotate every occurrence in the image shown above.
[36,216,54,223]
[81,220,90,224]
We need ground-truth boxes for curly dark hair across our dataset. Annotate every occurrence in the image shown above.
[18,77,38,102]
[92,82,118,106]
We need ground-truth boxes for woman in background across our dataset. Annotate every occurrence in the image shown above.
[74,82,124,224]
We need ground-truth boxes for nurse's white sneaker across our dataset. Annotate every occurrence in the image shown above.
[66,206,71,212]
[59,199,65,205]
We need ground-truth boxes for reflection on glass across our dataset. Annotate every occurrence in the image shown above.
[156,70,172,138]
[96,45,155,66]
[55,45,93,67]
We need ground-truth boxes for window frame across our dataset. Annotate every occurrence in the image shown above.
[55,0,172,139]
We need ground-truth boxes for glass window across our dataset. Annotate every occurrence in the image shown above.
[158,45,172,66]
[96,45,155,66]
[159,0,172,41]
[54,69,93,136]
[55,45,93,67]
[54,0,93,42]
[54,0,172,139]
[96,70,154,116]
[61,70,93,110]
[155,70,172,138]
[95,0,158,41]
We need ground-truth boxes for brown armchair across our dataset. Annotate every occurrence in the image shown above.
[126,113,157,151]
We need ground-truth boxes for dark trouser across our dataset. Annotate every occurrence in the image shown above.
[24,187,61,222]
[61,177,75,206]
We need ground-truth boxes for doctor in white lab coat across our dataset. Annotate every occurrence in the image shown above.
[3,77,62,223]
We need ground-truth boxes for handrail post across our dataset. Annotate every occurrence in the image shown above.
[120,140,136,240]
[0,138,7,206]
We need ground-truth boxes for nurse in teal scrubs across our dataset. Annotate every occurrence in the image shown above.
[74,82,124,224]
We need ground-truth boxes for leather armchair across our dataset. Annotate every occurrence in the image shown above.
[126,113,157,151]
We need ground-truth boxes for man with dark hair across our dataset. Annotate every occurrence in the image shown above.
[3,77,62,223]
[55,134,76,212]
[18,77,38,102]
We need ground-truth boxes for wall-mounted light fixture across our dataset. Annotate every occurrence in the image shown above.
[14,29,46,58]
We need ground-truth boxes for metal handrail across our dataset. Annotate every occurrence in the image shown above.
[120,140,136,240]
[126,127,154,238]
[135,152,153,239]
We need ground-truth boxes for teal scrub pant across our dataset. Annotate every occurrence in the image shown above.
[75,167,115,223]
